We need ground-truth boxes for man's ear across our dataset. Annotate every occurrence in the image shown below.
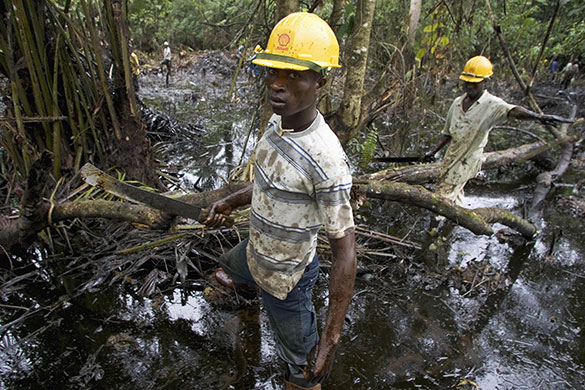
[316,76,327,92]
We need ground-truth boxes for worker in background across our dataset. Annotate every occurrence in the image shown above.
[426,56,573,206]
[160,41,171,74]
[560,59,579,90]
[129,45,140,91]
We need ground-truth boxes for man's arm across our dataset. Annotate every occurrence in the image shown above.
[305,230,357,383]
[203,183,253,227]
[508,106,574,126]
[424,134,452,161]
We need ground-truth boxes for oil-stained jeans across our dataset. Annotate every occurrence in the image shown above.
[218,238,320,387]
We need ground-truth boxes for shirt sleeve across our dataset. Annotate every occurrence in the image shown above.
[315,170,354,239]
[488,97,517,127]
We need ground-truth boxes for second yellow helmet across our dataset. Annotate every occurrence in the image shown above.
[459,56,493,83]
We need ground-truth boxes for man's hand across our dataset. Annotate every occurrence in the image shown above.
[304,232,356,384]
[304,342,337,384]
[422,151,436,163]
[202,200,233,227]
[201,183,253,227]
[538,114,575,126]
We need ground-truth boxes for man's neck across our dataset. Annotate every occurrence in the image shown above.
[462,90,483,112]
[281,110,318,133]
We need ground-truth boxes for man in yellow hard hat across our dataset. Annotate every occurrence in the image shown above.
[204,12,356,390]
[426,55,573,206]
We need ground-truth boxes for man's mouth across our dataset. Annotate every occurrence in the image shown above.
[269,95,286,108]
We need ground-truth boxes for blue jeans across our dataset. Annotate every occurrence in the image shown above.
[219,238,320,387]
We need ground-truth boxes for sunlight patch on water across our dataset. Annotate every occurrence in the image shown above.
[0,331,33,383]
[462,193,520,209]
[165,290,211,335]
[447,225,513,269]
[444,193,521,269]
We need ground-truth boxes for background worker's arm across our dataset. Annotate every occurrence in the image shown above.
[424,134,452,161]
[508,106,574,126]
[305,231,357,383]
[203,183,253,227]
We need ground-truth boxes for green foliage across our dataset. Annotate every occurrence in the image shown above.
[128,0,173,51]
[128,0,261,51]
[415,22,450,61]
[0,0,133,180]
[336,1,356,43]
[360,125,378,170]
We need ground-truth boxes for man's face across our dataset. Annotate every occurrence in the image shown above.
[462,80,485,100]
[265,68,325,127]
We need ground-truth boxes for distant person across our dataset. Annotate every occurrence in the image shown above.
[236,45,244,62]
[246,45,265,81]
[425,56,573,206]
[560,60,579,90]
[551,59,559,80]
[160,41,171,74]
[129,47,140,91]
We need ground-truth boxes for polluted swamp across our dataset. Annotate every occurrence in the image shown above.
[1,51,585,389]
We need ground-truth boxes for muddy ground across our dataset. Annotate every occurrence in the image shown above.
[1,50,585,389]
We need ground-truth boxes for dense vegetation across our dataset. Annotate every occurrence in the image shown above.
[128,0,585,75]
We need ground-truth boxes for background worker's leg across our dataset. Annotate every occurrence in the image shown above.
[436,181,466,207]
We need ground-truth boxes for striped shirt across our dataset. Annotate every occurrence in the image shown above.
[247,112,354,300]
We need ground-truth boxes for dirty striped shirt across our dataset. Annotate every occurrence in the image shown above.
[247,112,354,300]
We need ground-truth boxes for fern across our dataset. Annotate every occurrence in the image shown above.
[360,125,378,170]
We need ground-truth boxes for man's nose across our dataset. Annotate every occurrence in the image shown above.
[268,71,286,90]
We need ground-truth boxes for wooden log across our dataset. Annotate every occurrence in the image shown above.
[353,180,537,238]
[354,180,494,236]
[0,182,249,253]
[361,135,578,184]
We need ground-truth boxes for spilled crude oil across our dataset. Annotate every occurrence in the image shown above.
[1,51,585,389]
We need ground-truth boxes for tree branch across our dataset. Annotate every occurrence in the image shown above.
[484,0,561,138]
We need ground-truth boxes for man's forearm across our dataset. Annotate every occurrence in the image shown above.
[508,106,539,121]
[321,232,357,347]
[508,106,574,125]
[305,232,356,381]
[224,183,253,208]
[428,135,451,155]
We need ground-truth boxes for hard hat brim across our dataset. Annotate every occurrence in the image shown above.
[459,74,486,83]
[252,51,341,74]
[252,57,310,71]
[252,57,341,72]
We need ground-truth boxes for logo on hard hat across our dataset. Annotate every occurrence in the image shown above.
[277,33,291,51]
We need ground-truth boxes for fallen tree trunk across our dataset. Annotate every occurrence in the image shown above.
[3,132,577,254]
[528,107,578,221]
[361,135,578,183]
[0,182,249,254]
[528,141,574,221]
[353,180,536,238]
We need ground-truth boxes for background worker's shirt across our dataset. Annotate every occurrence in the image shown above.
[440,90,516,186]
[130,53,140,75]
[248,112,354,300]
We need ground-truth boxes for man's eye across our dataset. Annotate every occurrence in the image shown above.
[289,72,300,79]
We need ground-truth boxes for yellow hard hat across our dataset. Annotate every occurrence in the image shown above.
[252,12,340,74]
[459,56,493,83]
